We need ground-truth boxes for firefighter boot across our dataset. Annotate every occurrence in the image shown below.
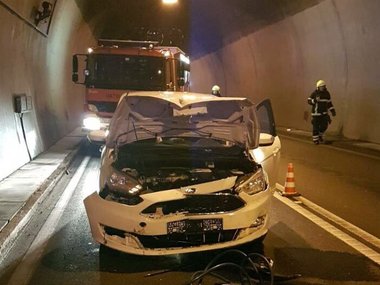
[319,132,324,143]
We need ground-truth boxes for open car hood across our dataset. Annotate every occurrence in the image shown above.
[106,91,260,149]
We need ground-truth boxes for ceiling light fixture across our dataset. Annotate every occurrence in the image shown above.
[162,0,178,5]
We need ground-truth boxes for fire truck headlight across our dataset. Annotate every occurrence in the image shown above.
[180,54,190,65]
[83,116,101,131]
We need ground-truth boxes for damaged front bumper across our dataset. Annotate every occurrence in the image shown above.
[84,187,272,256]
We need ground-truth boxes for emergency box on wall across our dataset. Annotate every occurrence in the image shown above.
[13,94,33,113]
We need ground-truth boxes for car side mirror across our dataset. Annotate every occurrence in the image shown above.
[259,133,275,146]
[87,130,107,145]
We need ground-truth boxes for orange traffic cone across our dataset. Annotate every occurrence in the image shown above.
[282,163,300,197]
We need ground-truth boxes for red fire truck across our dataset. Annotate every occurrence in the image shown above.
[72,39,190,132]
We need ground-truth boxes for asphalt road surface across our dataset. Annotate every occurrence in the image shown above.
[0,137,379,285]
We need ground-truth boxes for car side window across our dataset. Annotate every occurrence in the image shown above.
[256,99,276,136]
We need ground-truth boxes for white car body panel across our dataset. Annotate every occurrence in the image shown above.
[251,135,281,188]
[83,91,280,255]
[84,185,271,255]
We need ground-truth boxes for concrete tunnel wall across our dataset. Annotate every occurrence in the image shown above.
[1,0,380,181]
[0,0,94,180]
[190,0,380,144]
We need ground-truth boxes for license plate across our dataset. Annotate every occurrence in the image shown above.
[167,219,223,234]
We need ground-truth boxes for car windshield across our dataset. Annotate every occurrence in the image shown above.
[106,94,259,149]
[85,54,166,90]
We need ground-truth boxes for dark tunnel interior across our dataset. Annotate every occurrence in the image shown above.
[1,0,380,180]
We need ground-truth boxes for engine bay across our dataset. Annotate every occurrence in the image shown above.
[121,166,250,192]
[113,140,259,192]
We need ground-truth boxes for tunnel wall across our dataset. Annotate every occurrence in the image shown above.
[191,0,380,143]
[0,0,95,181]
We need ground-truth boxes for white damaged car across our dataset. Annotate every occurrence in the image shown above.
[84,91,281,255]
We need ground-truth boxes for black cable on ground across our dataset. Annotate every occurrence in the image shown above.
[19,113,32,161]
[190,262,253,285]
[187,249,274,285]
[143,248,301,284]
[246,253,274,285]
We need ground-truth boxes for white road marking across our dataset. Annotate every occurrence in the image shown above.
[7,156,90,285]
[275,183,380,266]
[297,195,380,250]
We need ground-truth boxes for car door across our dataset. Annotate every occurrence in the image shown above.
[249,99,281,188]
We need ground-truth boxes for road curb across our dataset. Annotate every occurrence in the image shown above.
[0,141,82,263]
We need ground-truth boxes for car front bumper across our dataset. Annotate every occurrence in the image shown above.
[84,186,272,256]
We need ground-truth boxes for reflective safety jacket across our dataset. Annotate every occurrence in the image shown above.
[307,89,335,116]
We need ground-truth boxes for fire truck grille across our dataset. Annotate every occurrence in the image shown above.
[89,101,118,113]
[141,194,245,216]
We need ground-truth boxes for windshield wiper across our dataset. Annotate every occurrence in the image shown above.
[114,126,157,146]
[132,122,138,141]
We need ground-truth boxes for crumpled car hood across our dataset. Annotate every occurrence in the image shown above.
[106,91,260,149]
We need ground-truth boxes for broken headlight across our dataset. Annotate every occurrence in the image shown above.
[107,170,143,196]
[235,168,267,195]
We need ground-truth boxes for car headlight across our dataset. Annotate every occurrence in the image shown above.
[235,168,267,195]
[83,116,101,131]
[108,170,143,196]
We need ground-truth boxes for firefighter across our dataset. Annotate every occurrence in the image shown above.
[307,80,336,144]
[211,85,221,97]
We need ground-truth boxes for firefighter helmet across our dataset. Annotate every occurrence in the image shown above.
[212,85,220,92]
[316,80,326,88]
[211,85,221,96]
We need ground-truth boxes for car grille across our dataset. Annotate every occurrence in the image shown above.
[141,193,245,216]
[138,230,240,248]
[103,226,241,248]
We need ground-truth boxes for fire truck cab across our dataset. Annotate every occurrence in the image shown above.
[72,39,190,134]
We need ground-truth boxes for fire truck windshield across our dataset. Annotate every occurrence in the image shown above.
[85,54,166,90]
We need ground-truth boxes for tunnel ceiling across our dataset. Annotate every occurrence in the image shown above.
[74,0,190,51]
[74,0,323,54]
